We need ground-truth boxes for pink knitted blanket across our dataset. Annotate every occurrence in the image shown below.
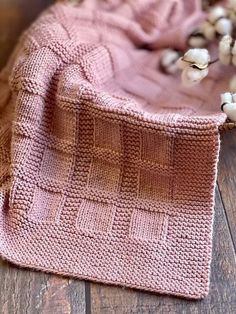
[0,0,230,299]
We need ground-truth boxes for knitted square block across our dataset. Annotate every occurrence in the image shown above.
[94,118,121,152]
[80,46,114,84]
[12,135,31,165]
[39,148,72,187]
[10,179,35,213]
[129,209,168,242]
[88,158,120,192]
[0,166,8,185]
[141,131,173,166]
[173,138,215,202]
[138,169,172,201]
[76,199,115,233]
[51,106,76,143]
[14,93,45,125]
[29,187,62,222]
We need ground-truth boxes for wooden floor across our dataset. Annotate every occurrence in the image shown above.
[0,1,236,313]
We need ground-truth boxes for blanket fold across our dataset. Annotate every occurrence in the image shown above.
[0,0,229,299]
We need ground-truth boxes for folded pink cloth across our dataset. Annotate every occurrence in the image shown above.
[0,0,229,299]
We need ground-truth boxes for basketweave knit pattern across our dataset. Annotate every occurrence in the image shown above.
[0,0,230,299]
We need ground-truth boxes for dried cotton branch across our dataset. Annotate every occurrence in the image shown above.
[177,49,210,86]
[221,92,236,121]
[160,49,180,74]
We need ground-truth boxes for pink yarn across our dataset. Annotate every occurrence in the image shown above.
[0,0,229,299]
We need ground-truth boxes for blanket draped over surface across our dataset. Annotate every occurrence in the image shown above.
[0,0,230,299]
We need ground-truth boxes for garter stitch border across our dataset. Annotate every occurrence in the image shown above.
[0,0,228,299]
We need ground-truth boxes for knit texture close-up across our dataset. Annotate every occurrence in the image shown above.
[0,0,231,299]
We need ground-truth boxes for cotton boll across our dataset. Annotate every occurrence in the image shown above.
[208,6,226,24]
[232,93,236,102]
[232,38,236,65]
[219,35,232,55]
[181,68,195,86]
[160,49,180,74]
[188,34,207,48]
[179,48,210,86]
[229,0,236,11]
[161,49,179,67]
[220,54,232,65]
[181,67,208,86]
[202,22,216,41]
[203,7,231,40]
[219,35,233,65]
[232,55,236,66]
[222,102,236,121]
[231,41,236,55]
[230,76,236,92]
[176,58,187,70]
[183,48,210,68]
[229,0,236,26]
[188,37,206,48]
[188,28,208,48]
[165,63,179,74]
[215,18,233,36]
[228,10,236,24]
[191,67,208,81]
[221,92,233,104]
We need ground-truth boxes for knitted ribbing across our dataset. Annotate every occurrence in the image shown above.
[0,0,229,299]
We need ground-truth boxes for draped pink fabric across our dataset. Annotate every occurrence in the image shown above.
[0,0,229,299]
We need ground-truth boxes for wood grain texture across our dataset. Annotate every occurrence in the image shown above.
[0,259,86,314]
[0,1,236,313]
[218,129,236,250]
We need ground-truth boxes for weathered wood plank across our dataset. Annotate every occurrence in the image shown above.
[89,187,236,314]
[0,259,86,314]
[218,129,236,251]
